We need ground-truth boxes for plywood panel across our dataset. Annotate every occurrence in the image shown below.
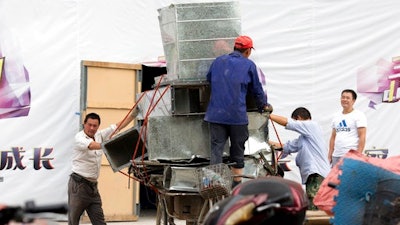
[98,165,138,220]
[87,67,137,108]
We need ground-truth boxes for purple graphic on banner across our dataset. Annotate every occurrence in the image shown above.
[357,56,400,108]
[0,23,31,119]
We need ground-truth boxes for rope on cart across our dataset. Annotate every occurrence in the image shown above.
[111,74,170,193]
[268,115,285,160]
[134,78,170,182]
[109,91,146,139]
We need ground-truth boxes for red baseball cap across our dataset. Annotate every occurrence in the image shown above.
[234,35,254,49]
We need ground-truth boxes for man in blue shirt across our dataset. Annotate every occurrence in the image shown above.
[268,107,331,210]
[204,35,272,188]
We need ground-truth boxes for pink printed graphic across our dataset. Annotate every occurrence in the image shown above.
[0,23,31,119]
[357,56,400,108]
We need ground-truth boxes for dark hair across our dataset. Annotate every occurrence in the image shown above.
[84,112,101,124]
[341,89,357,100]
[291,107,312,120]
[233,47,247,53]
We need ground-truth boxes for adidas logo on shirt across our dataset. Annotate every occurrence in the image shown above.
[336,119,350,132]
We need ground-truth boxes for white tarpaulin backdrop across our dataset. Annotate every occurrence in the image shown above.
[0,0,399,205]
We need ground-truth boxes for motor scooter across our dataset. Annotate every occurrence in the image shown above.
[202,176,308,225]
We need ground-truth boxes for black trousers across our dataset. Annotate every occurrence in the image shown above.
[68,173,106,225]
[209,123,249,168]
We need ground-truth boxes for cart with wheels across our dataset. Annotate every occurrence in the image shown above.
[131,161,228,225]
[131,160,208,225]
[129,146,282,225]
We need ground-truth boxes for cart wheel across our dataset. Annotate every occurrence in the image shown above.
[156,195,168,225]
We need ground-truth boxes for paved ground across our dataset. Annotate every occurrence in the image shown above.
[9,209,331,225]
[54,209,187,225]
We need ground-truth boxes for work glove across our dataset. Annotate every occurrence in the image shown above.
[263,103,273,113]
[261,103,273,117]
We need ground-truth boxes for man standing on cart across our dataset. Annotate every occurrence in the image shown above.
[204,35,272,188]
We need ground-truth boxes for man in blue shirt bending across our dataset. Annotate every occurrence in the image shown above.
[268,107,331,210]
[204,35,272,188]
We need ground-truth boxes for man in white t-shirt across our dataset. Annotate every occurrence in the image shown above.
[328,89,367,166]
